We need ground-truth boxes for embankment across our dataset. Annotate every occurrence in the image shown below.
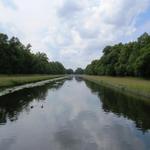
[81,75,150,101]
[0,75,65,90]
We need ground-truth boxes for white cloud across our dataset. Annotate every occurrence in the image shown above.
[0,0,150,69]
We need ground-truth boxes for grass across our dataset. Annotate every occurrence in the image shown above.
[0,74,64,90]
[81,75,150,100]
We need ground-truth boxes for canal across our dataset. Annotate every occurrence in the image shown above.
[0,77,150,150]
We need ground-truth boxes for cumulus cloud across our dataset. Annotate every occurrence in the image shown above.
[0,0,150,69]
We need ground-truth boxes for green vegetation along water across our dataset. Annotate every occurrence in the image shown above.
[0,77,150,150]
[0,76,67,97]
[81,75,150,100]
[85,33,150,78]
[0,75,64,89]
[0,33,66,75]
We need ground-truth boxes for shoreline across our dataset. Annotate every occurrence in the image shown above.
[80,75,150,101]
[0,75,66,93]
[0,76,68,97]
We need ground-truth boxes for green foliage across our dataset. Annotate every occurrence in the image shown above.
[75,68,84,74]
[0,33,66,74]
[66,68,74,74]
[0,75,63,89]
[85,33,150,77]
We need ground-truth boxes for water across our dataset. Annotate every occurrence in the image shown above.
[0,77,150,150]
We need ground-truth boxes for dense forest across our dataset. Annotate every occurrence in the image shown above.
[0,33,66,74]
[85,33,150,77]
[1,32,150,76]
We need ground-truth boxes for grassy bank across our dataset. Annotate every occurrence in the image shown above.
[0,75,64,90]
[81,75,150,100]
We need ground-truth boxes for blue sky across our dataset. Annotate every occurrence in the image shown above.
[0,0,150,69]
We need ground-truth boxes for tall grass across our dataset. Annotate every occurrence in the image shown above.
[0,75,63,89]
[81,75,150,100]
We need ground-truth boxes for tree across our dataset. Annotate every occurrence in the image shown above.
[0,33,66,74]
[134,50,150,77]
[75,68,84,74]
[84,32,150,77]
[66,69,74,74]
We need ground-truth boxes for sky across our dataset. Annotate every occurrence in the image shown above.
[0,0,150,69]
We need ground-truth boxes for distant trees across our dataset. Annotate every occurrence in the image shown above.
[0,33,66,74]
[85,33,150,77]
[75,68,84,74]
[1,32,149,77]
[66,69,74,74]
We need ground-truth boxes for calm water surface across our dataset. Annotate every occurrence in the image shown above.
[0,77,150,150]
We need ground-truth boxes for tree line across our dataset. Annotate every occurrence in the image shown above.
[0,33,66,74]
[85,33,150,77]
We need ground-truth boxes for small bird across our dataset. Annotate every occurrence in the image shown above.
[30,106,34,109]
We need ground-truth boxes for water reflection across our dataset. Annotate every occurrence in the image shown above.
[54,111,99,150]
[0,77,150,150]
[84,80,150,132]
[0,79,65,125]
[74,76,83,82]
